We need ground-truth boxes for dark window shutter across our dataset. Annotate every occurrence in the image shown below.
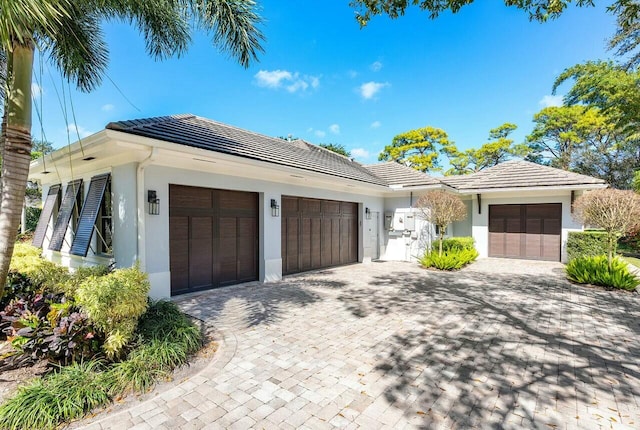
[70,174,110,257]
[49,179,83,251]
[32,184,61,248]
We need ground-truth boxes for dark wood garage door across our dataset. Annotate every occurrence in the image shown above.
[488,203,561,261]
[282,197,358,275]
[169,185,258,296]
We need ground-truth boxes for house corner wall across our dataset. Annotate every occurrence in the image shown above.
[112,163,138,269]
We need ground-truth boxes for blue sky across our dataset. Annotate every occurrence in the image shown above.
[33,1,615,168]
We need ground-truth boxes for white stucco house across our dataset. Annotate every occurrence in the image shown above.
[28,114,607,298]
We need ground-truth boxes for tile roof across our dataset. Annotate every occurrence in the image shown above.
[106,114,387,186]
[363,162,442,187]
[439,160,607,191]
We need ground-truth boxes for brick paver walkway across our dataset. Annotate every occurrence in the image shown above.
[79,259,640,429]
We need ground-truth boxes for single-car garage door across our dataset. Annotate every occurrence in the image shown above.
[169,185,258,296]
[488,203,561,261]
[282,196,358,275]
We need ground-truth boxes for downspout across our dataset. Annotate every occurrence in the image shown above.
[136,147,158,271]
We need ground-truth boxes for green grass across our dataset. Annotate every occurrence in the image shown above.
[0,301,203,430]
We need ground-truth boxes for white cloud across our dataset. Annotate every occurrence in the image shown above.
[329,124,340,134]
[539,94,563,108]
[315,130,326,138]
[370,121,381,129]
[370,61,383,72]
[351,148,370,159]
[31,83,42,99]
[101,103,115,112]
[254,69,320,93]
[347,70,358,79]
[67,123,92,138]
[359,81,389,100]
[254,69,293,88]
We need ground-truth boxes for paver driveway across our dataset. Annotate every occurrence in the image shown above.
[81,259,640,429]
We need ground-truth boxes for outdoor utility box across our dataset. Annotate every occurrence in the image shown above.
[404,213,416,231]
[393,212,405,231]
[384,212,394,230]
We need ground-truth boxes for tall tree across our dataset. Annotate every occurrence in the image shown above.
[525,105,638,188]
[553,61,640,138]
[379,126,450,173]
[0,0,264,296]
[319,143,351,157]
[442,123,527,175]
[608,0,640,70]
[525,106,597,170]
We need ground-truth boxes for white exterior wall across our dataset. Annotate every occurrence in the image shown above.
[471,190,581,263]
[142,165,384,299]
[379,195,432,262]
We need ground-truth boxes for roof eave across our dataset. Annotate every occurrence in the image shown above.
[456,183,608,194]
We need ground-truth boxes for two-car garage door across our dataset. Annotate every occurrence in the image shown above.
[488,203,561,261]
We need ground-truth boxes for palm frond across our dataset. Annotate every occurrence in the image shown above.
[191,0,265,68]
[38,2,108,92]
[0,0,71,50]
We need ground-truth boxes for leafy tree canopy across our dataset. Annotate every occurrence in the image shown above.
[319,143,351,157]
[379,126,450,173]
[30,139,54,160]
[442,123,528,175]
[553,61,640,138]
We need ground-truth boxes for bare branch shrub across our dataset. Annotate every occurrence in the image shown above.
[572,188,640,267]
[416,191,468,255]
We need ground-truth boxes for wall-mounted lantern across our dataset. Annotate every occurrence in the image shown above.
[270,198,280,217]
[365,207,372,220]
[148,190,160,215]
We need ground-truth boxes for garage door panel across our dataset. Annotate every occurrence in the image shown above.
[488,233,505,256]
[300,218,312,270]
[283,197,358,275]
[189,217,213,288]
[488,203,561,261]
[237,217,256,279]
[169,185,257,295]
[169,217,190,295]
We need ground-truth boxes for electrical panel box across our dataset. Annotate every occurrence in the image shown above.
[405,213,416,231]
[393,212,405,231]
[384,213,393,230]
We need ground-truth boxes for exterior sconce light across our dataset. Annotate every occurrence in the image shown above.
[148,190,160,215]
[270,199,280,217]
[365,207,371,220]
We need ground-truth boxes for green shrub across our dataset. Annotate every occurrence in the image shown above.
[8,244,69,294]
[108,302,201,395]
[565,255,639,291]
[75,265,149,359]
[566,231,609,261]
[60,265,111,297]
[0,301,203,429]
[0,361,112,430]
[420,248,479,270]
[432,236,476,253]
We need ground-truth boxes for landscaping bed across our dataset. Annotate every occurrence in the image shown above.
[0,244,208,429]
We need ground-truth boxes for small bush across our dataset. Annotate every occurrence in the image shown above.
[8,244,69,294]
[432,236,476,253]
[565,255,640,291]
[0,361,112,430]
[109,301,202,395]
[1,293,101,366]
[75,265,149,358]
[566,231,608,261]
[420,248,479,270]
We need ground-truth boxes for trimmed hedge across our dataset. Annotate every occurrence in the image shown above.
[566,231,608,261]
[432,236,476,252]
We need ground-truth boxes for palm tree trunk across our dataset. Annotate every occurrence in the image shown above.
[0,42,34,297]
